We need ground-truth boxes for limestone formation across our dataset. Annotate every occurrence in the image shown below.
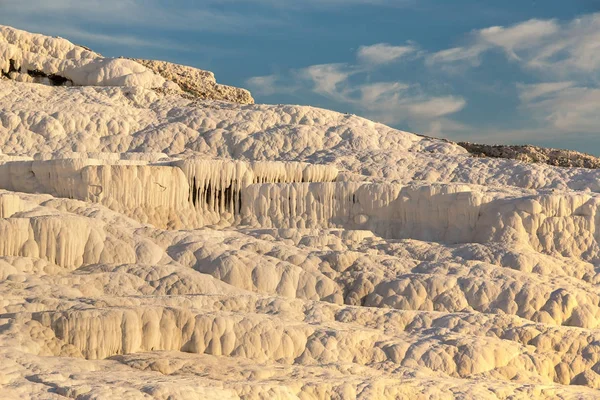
[130,58,254,104]
[3,25,600,399]
[458,141,600,169]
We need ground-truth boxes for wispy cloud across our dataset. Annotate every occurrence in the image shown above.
[425,45,486,70]
[425,80,600,144]
[425,20,559,72]
[478,19,559,59]
[247,45,466,126]
[516,83,600,134]
[246,75,283,96]
[419,12,600,142]
[408,97,466,118]
[299,64,357,99]
[427,14,600,79]
[357,43,417,66]
[516,81,575,102]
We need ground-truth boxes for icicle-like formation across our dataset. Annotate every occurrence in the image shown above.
[34,159,103,199]
[359,183,484,243]
[81,165,191,227]
[173,159,339,217]
[30,216,95,268]
[240,182,487,243]
[0,159,194,228]
[174,159,253,218]
[250,161,338,184]
[0,158,111,199]
[240,182,361,229]
[0,215,109,269]
[0,158,489,237]
[474,193,600,260]
[239,180,600,257]
[0,218,31,260]
[0,193,21,218]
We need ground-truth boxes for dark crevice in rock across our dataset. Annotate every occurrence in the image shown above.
[1,59,21,79]
[190,178,242,215]
[26,69,72,86]
[2,59,73,86]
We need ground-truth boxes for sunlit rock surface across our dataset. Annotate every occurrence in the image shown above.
[2,25,600,399]
[130,58,254,104]
[457,141,600,169]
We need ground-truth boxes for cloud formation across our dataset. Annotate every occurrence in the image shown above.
[516,82,600,134]
[422,13,600,141]
[357,43,416,66]
[427,14,600,79]
[247,45,466,126]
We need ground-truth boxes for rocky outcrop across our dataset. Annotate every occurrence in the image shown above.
[458,141,600,169]
[0,25,174,89]
[0,25,252,103]
[130,58,254,104]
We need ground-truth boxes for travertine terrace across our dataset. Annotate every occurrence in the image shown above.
[2,25,600,399]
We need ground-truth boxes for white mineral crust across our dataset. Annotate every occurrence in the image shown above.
[1,25,600,399]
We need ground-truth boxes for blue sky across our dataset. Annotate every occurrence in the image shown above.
[2,0,600,153]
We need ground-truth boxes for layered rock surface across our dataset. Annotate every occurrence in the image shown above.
[0,25,251,104]
[2,26,600,399]
[458,141,600,169]
[130,58,254,104]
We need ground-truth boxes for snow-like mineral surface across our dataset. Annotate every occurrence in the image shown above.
[2,25,600,399]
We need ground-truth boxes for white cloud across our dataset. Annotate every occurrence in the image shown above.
[427,13,600,79]
[358,82,411,104]
[355,87,465,125]
[516,82,575,102]
[423,13,600,142]
[246,75,281,96]
[247,59,465,126]
[420,80,600,143]
[408,97,466,118]
[246,37,465,125]
[357,43,416,66]
[478,19,559,58]
[524,14,600,75]
[425,45,487,73]
[298,64,357,99]
[418,118,474,140]
[518,84,600,134]
[245,11,600,143]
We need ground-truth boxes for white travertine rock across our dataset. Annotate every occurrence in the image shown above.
[0,25,253,104]
[3,25,600,399]
[130,58,255,104]
[0,25,172,90]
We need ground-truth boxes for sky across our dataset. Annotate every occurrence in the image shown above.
[2,0,600,153]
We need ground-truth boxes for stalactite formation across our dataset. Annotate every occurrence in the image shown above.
[174,159,339,218]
